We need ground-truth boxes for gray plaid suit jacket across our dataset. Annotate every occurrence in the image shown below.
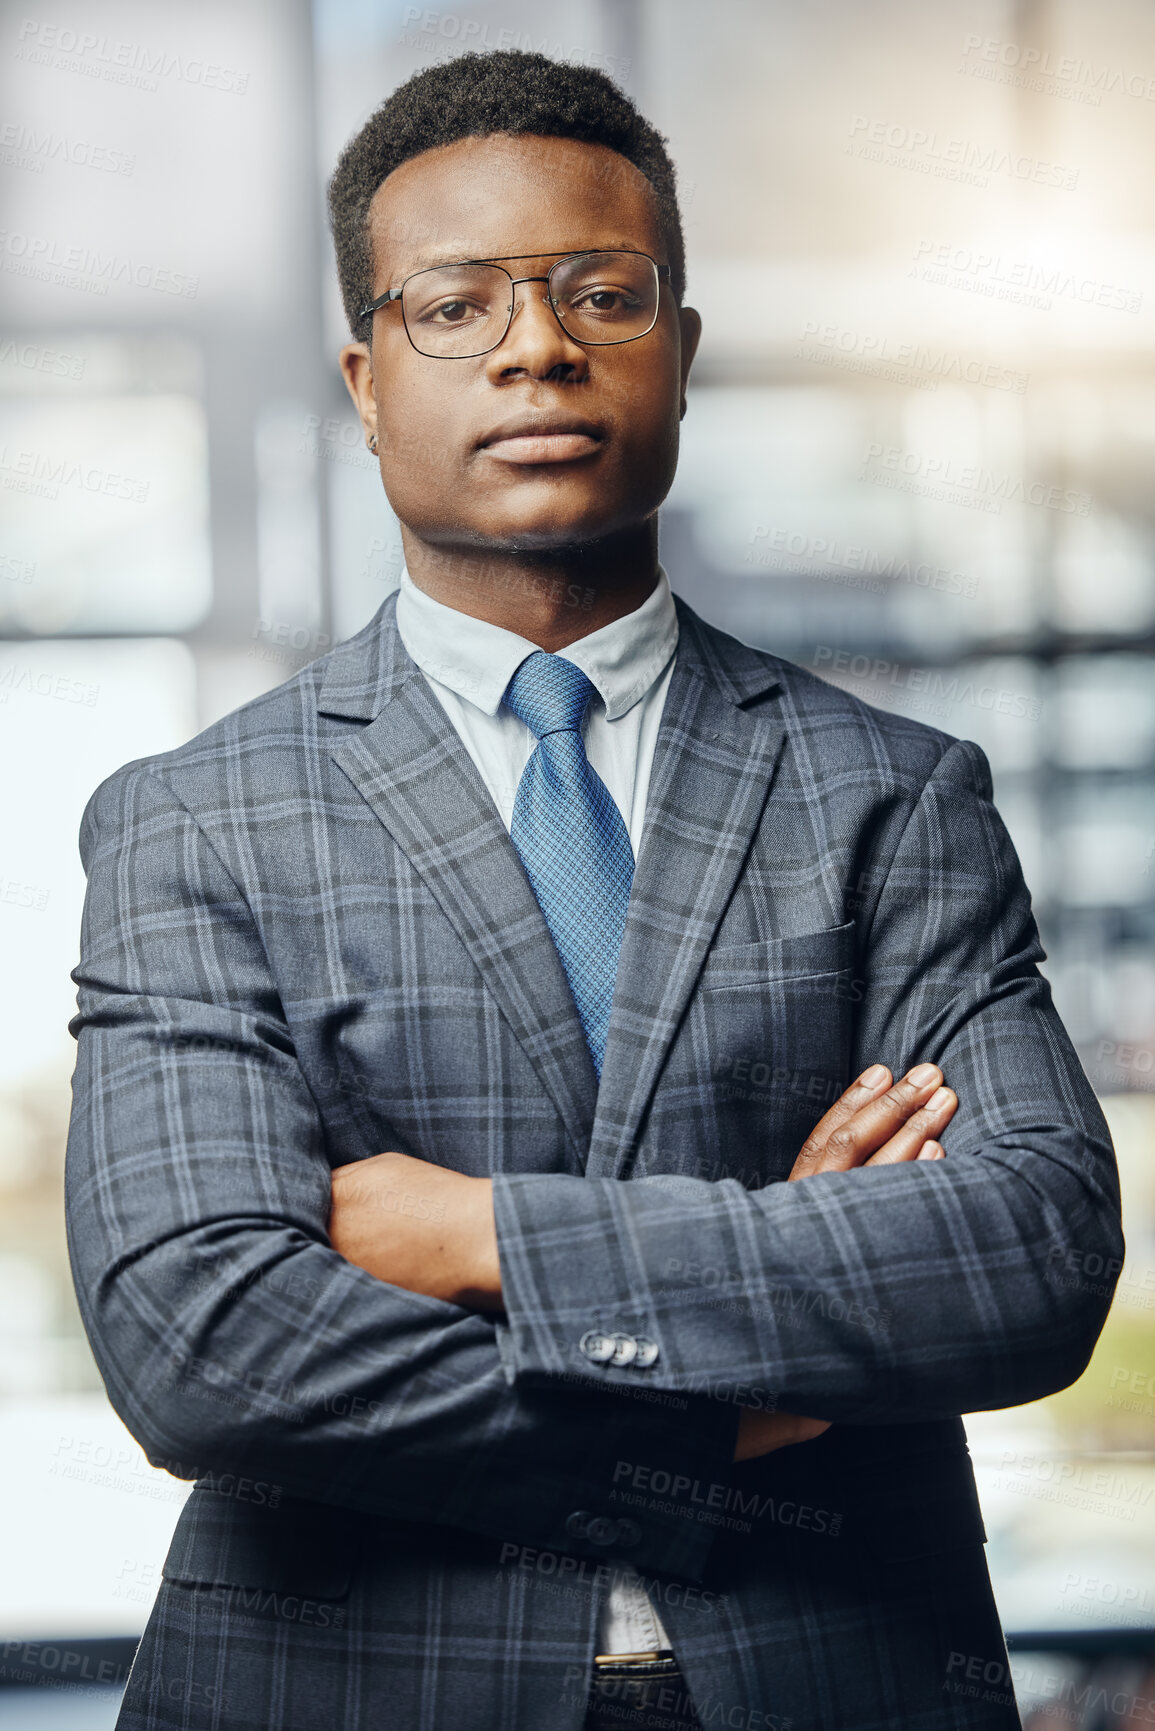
[65,588,1122,1731]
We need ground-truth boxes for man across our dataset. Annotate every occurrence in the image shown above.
[65,50,1121,1731]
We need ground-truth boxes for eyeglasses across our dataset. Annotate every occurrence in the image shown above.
[358,249,671,359]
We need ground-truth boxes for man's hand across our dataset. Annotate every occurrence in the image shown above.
[788,1062,955,1180]
[329,1149,504,1314]
[330,1065,956,1459]
[733,1409,832,1461]
[735,1061,957,1462]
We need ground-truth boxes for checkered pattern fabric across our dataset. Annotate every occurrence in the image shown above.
[61,588,1122,1730]
[503,652,634,1076]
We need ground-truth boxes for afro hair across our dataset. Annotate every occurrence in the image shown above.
[327,49,686,343]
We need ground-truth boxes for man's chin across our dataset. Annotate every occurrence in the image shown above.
[424,512,639,556]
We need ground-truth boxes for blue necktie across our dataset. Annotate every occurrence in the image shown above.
[502,652,635,1077]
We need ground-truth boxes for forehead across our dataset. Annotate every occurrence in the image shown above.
[366,133,664,282]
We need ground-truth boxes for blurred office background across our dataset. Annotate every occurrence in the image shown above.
[1,0,1154,1723]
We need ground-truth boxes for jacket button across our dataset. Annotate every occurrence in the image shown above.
[586,1516,619,1546]
[579,1330,616,1364]
[566,1510,592,1539]
[632,1336,660,1368]
[615,1518,643,1548]
[608,1333,638,1367]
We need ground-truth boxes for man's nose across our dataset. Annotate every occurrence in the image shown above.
[484,279,589,381]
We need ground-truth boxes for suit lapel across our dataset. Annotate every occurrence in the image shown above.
[586,602,787,1179]
[316,591,786,1181]
[319,594,598,1164]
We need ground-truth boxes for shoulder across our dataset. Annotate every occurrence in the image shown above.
[77,640,354,862]
[81,591,403,840]
[675,597,990,797]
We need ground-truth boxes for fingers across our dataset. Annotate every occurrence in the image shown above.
[777,1414,833,1448]
[788,1063,894,1179]
[733,1408,832,1462]
[863,1090,956,1166]
[789,1063,952,1180]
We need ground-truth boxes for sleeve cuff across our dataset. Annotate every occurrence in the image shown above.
[491,1169,754,1393]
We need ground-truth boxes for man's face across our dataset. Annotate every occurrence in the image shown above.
[340,133,700,554]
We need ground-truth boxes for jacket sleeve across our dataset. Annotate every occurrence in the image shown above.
[64,758,736,1579]
[491,737,1125,1423]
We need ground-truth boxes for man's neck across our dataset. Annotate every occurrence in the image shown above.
[399,523,660,652]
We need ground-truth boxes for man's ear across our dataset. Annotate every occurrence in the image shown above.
[339,340,378,449]
[677,305,702,420]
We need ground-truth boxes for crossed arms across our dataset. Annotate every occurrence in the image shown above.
[329,1060,958,1461]
[64,738,1123,1581]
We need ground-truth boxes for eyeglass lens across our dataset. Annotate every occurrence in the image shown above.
[401,252,659,357]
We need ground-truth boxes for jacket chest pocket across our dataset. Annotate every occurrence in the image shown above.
[645,923,857,1186]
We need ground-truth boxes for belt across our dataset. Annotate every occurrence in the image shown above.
[585,1651,704,1731]
[593,1650,676,1667]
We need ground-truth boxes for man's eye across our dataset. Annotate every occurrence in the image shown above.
[424,298,486,324]
[570,287,641,314]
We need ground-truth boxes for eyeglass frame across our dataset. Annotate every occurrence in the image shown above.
[357,248,673,357]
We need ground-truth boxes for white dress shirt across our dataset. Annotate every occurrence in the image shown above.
[394,563,678,857]
[394,561,678,1657]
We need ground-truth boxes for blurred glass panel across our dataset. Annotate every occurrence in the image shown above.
[1057,791,1155,908]
[323,408,402,642]
[1053,659,1155,769]
[256,399,323,644]
[942,656,1046,771]
[1052,511,1155,636]
[0,638,197,1086]
[0,1688,125,1724]
[0,395,210,634]
[0,333,201,400]
[0,1394,189,1639]
[0,1253,57,1395]
[669,382,1045,651]
[1051,948,1155,1057]
[1102,950,1155,1047]
[967,1094,1155,1640]
[0,0,298,323]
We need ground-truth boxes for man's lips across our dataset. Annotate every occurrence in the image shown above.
[477,417,604,465]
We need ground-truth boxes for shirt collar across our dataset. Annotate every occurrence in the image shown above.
[394,562,679,722]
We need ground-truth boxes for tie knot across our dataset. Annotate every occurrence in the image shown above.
[503,651,597,740]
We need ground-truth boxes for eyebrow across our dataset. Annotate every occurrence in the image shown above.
[390,242,657,276]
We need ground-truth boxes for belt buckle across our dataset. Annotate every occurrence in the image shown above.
[593,1649,676,1668]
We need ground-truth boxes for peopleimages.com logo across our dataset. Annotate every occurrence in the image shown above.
[0,229,198,298]
[910,239,1142,314]
[13,18,249,94]
[847,114,1079,189]
[813,647,1042,720]
[860,441,1093,515]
